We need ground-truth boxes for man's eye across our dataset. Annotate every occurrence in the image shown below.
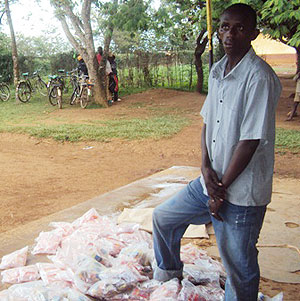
[238,26,244,31]
[220,25,229,30]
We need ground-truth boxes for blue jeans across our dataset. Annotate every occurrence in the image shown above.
[152,177,266,301]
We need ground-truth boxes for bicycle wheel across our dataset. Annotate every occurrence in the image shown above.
[80,86,89,109]
[17,81,31,103]
[36,79,48,96]
[49,86,58,106]
[0,83,10,101]
[70,85,80,105]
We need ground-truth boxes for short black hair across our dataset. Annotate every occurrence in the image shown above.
[221,3,257,29]
[98,46,103,55]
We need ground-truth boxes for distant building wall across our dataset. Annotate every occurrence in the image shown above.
[252,34,296,68]
[259,53,297,66]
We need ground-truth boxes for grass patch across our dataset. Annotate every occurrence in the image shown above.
[0,115,189,142]
[275,128,300,152]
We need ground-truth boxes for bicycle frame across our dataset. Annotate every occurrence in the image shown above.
[22,71,46,93]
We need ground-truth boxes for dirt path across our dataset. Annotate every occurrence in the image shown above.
[0,76,299,298]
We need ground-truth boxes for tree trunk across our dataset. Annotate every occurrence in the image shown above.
[5,0,19,87]
[195,30,208,93]
[55,0,108,106]
[295,46,300,74]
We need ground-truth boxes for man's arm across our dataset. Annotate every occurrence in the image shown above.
[221,139,260,189]
[201,124,259,221]
[201,124,226,202]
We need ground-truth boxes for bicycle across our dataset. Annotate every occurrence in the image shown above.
[48,75,64,109]
[16,70,47,103]
[0,77,10,102]
[70,74,94,109]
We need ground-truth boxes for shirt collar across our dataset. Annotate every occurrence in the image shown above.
[212,47,256,80]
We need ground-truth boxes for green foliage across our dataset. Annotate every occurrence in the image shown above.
[0,33,13,82]
[50,51,77,74]
[259,0,300,47]
[94,0,150,41]
[116,50,209,93]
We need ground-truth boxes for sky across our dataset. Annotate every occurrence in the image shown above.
[2,0,63,37]
[2,0,161,38]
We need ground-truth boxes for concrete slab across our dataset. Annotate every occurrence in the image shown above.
[0,166,299,290]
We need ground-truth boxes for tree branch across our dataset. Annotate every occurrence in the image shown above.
[63,4,87,45]
[58,15,87,58]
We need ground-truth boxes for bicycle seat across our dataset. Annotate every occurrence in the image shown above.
[22,72,29,76]
[58,69,65,73]
[33,71,37,76]
[48,75,58,79]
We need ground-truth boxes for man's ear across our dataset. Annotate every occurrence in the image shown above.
[251,28,260,41]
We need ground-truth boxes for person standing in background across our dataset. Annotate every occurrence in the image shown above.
[286,71,300,121]
[108,53,121,102]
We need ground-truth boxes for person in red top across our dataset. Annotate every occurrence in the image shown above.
[96,46,112,75]
[96,46,103,65]
[108,53,120,102]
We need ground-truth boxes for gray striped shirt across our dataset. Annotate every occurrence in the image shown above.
[200,47,282,206]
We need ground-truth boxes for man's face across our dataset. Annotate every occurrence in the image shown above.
[218,11,258,56]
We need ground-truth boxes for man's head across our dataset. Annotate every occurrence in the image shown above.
[98,46,103,55]
[218,3,259,56]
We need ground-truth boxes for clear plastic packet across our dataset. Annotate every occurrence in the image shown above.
[36,262,74,287]
[178,279,211,301]
[66,287,92,301]
[118,242,153,266]
[117,229,153,248]
[0,289,10,300]
[1,264,40,284]
[31,230,63,255]
[73,254,106,293]
[72,208,117,232]
[7,281,92,301]
[116,222,140,234]
[49,221,75,237]
[194,257,226,280]
[0,246,28,270]
[180,243,209,264]
[96,236,127,257]
[7,280,45,294]
[87,263,147,299]
[129,279,161,300]
[183,264,220,286]
[49,230,114,273]
[87,277,133,299]
[200,283,225,301]
[72,208,101,228]
[149,278,181,301]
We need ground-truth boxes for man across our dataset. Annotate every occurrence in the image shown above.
[152,3,282,301]
[108,53,121,102]
[286,71,300,121]
[96,46,112,75]
[77,55,88,77]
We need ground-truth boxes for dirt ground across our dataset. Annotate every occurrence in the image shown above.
[0,75,299,299]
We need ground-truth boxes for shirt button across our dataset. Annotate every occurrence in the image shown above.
[213,140,216,142]
[217,120,220,123]
[220,100,223,103]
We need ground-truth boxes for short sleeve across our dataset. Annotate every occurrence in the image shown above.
[200,97,208,123]
[240,77,276,141]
